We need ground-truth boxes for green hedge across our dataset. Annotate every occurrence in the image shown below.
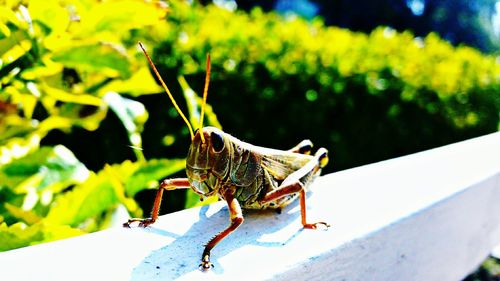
[144,1,499,171]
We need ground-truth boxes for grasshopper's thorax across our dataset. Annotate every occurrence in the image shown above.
[186,127,231,197]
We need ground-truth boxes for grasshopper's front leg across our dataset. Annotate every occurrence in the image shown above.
[200,191,243,270]
[123,178,191,228]
[261,148,330,229]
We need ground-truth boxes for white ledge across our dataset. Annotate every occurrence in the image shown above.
[1,132,500,281]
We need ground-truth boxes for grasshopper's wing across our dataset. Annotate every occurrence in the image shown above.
[260,149,313,181]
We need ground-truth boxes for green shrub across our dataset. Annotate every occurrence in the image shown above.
[148,1,499,171]
[0,0,191,250]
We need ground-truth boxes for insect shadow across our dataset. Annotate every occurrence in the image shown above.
[129,195,312,279]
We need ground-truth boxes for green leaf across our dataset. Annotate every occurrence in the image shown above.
[124,158,186,197]
[4,203,41,225]
[42,84,103,107]
[103,92,148,150]
[44,171,119,227]
[44,158,185,228]
[0,187,21,225]
[0,145,89,194]
[0,222,84,252]
[51,42,132,78]
[28,0,70,35]
[0,39,32,66]
[0,132,41,166]
[78,0,168,35]
[0,222,41,251]
[178,76,222,130]
[97,66,163,96]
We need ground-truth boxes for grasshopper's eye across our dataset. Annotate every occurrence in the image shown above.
[211,132,224,152]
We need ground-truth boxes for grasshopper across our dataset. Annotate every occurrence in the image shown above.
[124,43,330,270]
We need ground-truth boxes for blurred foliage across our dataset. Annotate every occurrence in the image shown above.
[0,0,191,251]
[235,0,500,54]
[0,0,499,253]
[151,1,499,172]
[464,257,500,281]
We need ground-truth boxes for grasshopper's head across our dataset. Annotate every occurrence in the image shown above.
[138,43,219,196]
[186,126,230,196]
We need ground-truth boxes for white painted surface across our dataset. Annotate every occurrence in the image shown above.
[493,244,500,259]
[0,132,499,281]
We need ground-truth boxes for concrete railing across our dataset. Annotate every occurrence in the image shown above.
[1,132,499,281]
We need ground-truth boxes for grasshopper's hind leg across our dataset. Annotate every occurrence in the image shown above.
[288,139,313,155]
[200,192,243,270]
[123,178,191,228]
[261,148,330,229]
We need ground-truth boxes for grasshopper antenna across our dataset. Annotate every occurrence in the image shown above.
[198,53,211,143]
[138,42,195,140]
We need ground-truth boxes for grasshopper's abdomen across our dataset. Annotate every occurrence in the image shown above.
[232,147,321,210]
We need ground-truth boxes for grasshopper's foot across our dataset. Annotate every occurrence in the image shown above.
[122,218,156,228]
[199,254,214,271]
[303,221,330,230]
